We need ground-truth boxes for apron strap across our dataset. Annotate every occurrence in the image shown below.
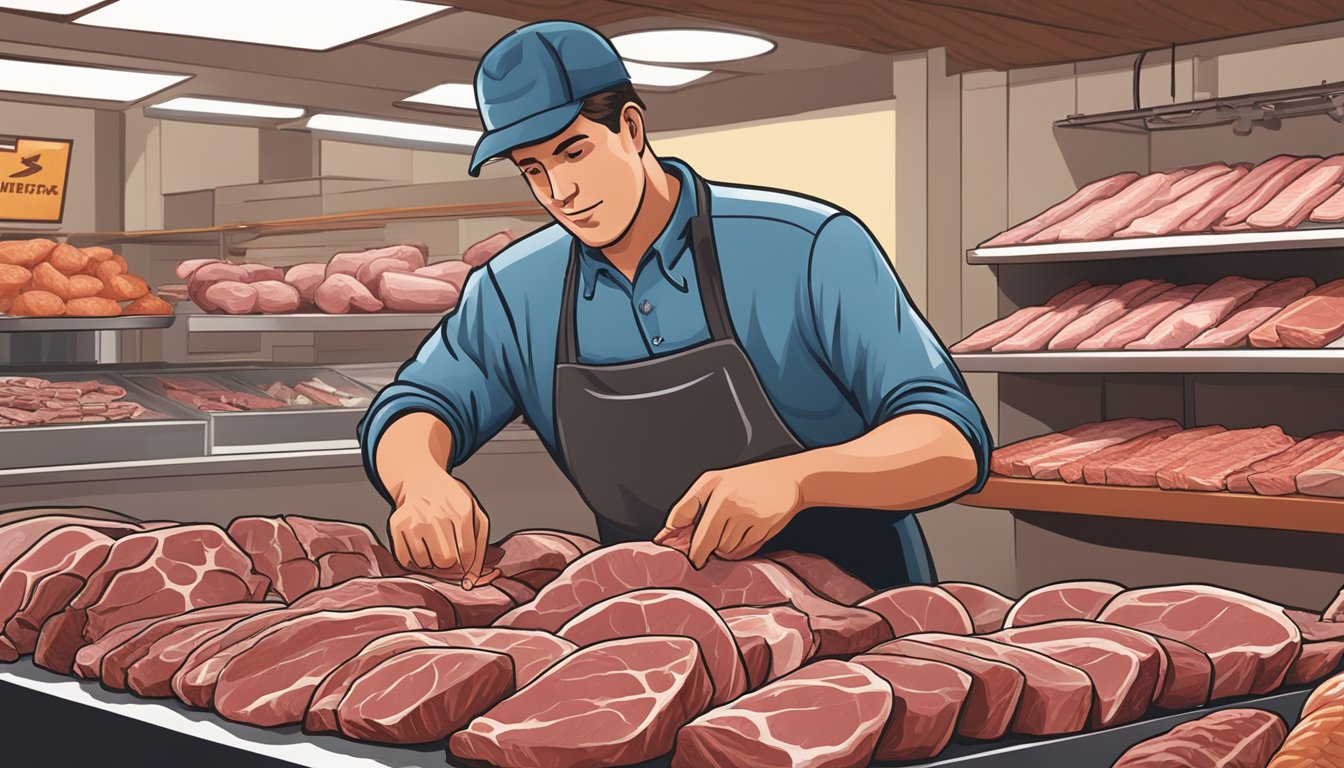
[556,240,582,366]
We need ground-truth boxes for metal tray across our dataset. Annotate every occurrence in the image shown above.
[0,315,176,332]
[334,362,402,390]
[216,368,376,452]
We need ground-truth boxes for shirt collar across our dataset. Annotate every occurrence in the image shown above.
[577,157,698,299]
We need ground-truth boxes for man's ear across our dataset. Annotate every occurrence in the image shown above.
[622,103,646,154]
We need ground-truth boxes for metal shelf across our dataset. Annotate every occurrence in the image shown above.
[1055,79,1344,135]
[185,313,444,333]
[0,315,175,332]
[952,349,1344,374]
[967,226,1344,264]
[960,477,1344,535]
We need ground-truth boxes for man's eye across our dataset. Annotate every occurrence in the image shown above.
[566,150,582,160]
[526,168,541,177]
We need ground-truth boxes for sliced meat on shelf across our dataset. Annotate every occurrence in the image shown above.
[1180,157,1295,232]
[314,274,383,314]
[1267,278,1344,349]
[760,550,875,605]
[1014,418,1180,480]
[1250,279,1344,348]
[851,654,971,761]
[1117,708,1287,768]
[1098,585,1302,700]
[1227,432,1344,495]
[1126,276,1268,350]
[1061,425,1182,484]
[453,636,713,768]
[326,245,425,280]
[150,376,285,412]
[1039,167,1202,243]
[981,174,1139,247]
[1148,636,1216,711]
[670,659,888,768]
[1004,580,1125,627]
[1217,156,1322,230]
[1296,449,1344,498]
[951,281,1093,352]
[0,376,160,428]
[719,605,815,688]
[1310,183,1344,222]
[1284,640,1344,686]
[1155,426,1297,492]
[0,526,115,654]
[1188,277,1317,348]
[1076,283,1206,350]
[1102,425,1227,487]
[938,582,1013,634]
[375,271,461,313]
[282,262,326,305]
[857,585,975,637]
[1117,164,1249,237]
[414,260,472,289]
[867,637,1025,740]
[1047,279,1173,351]
[1246,155,1344,229]
[993,419,1171,479]
[991,283,1118,352]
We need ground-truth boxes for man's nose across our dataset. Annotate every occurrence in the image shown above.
[548,173,578,208]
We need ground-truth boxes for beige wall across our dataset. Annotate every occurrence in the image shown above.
[1,101,104,232]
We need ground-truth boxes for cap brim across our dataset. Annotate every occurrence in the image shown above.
[468,100,584,177]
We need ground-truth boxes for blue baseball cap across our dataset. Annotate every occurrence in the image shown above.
[469,21,631,177]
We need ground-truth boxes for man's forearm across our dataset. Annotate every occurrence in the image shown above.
[785,413,979,512]
[374,412,456,504]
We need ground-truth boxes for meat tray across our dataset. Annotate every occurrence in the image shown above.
[208,368,376,453]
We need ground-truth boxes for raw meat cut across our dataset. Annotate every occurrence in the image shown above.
[226,516,319,601]
[1247,156,1344,229]
[1253,278,1344,349]
[719,605,815,687]
[1297,450,1344,498]
[237,264,285,283]
[355,256,414,292]
[1115,708,1287,768]
[671,659,889,768]
[375,271,461,312]
[1303,669,1344,717]
[1284,640,1344,686]
[557,589,749,705]
[1218,156,1322,229]
[1156,426,1296,492]
[1119,165,1249,237]
[1048,279,1172,351]
[1005,580,1124,627]
[1227,432,1344,495]
[1270,684,1344,768]
[314,274,383,314]
[982,173,1139,246]
[326,245,425,280]
[868,637,1024,740]
[249,280,301,314]
[34,525,268,674]
[990,420,1108,477]
[1189,278,1317,348]
[336,647,514,744]
[907,633,1093,736]
[0,526,115,654]
[761,550,874,604]
[1181,155,1296,232]
[1103,426,1227,487]
[857,585,974,637]
[1310,183,1344,222]
[1098,585,1302,699]
[493,530,587,576]
[1127,276,1267,350]
[282,516,387,588]
[1327,590,1344,622]
[491,576,536,606]
[415,260,472,289]
[1061,426,1181,484]
[1041,169,1198,243]
[283,263,326,304]
[1014,418,1179,480]
[951,281,1092,353]
[305,627,575,734]
[939,582,1012,634]
[175,259,218,280]
[991,283,1118,352]
[451,637,713,768]
[462,231,514,267]
[203,281,258,314]
[1149,636,1215,711]
[0,514,141,573]
[1286,609,1344,643]
[149,375,285,412]
[851,654,971,761]
[1077,283,1206,350]
[0,376,162,428]
[211,607,443,726]
[125,608,281,697]
[990,621,1165,728]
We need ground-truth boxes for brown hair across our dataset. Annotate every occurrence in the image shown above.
[579,84,646,134]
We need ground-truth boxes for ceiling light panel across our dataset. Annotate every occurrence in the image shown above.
[151,97,304,119]
[624,61,712,88]
[612,29,775,64]
[0,57,190,102]
[75,0,446,51]
[0,0,104,13]
[404,82,476,110]
[306,113,480,147]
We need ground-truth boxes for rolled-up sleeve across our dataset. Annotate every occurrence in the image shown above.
[357,266,521,503]
[806,214,993,491]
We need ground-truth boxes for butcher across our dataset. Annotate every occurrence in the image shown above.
[358,21,991,590]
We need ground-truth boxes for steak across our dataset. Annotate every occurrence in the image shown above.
[1104,426,1227,487]
[558,589,749,705]
[1217,156,1322,229]
[1127,276,1267,350]
[1015,418,1179,480]
[1063,426,1182,484]
[94,602,279,690]
[34,525,267,674]
[451,637,713,768]
[1246,156,1344,229]
[867,637,1024,740]
[939,582,1013,634]
[908,633,1092,735]
[1310,183,1344,222]
[1149,636,1215,711]
[1156,426,1297,492]
[1227,432,1344,495]
[1048,279,1172,351]
[314,274,383,314]
[991,283,1118,352]
[851,654,971,761]
[1098,585,1301,699]
[211,607,443,726]
[0,514,141,574]
[0,526,115,654]
[1271,278,1344,348]
[305,627,575,734]
[990,420,1113,477]
[1115,708,1287,768]
[226,516,319,601]
[125,609,282,697]
[761,550,874,604]
[493,530,587,576]
[857,585,974,637]
[1284,640,1344,686]
[1188,277,1317,348]
[671,659,890,768]
[1004,580,1124,627]
[951,281,1092,352]
[1077,283,1207,350]
[336,647,514,744]
[719,605,815,688]
[1179,156,1292,232]
[1297,450,1344,498]
[1271,677,1344,768]
[990,621,1165,728]
[1249,278,1344,348]
[1048,168,1203,242]
[982,173,1139,246]
[1286,609,1344,643]
[1118,165,1248,237]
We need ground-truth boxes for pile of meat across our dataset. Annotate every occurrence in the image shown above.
[2,508,1342,768]
[0,376,165,428]
[177,231,513,316]
[263,378,370,408]
[0,239,173,318]
[953,276,1344,353]
[982,154,1344,247]
[143,376,287,413]
[992,418,1344,498]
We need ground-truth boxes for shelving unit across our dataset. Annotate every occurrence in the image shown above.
[967,226,1344,264]
[953,349,1344,374]
[184,312,445,333]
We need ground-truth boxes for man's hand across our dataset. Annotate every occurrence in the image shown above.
[654,458,804,569]
[388,471,491,589]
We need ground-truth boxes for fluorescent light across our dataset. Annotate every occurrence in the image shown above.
[75,0,445,51]
[150,97,304,119]
[0,0,103,12]
[613,29,775,64]
[0,57,189,102]
[404,82,476,110]
[306,113,480,146]
[624,61,712,88]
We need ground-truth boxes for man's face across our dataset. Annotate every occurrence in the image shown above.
[509,113,645,249]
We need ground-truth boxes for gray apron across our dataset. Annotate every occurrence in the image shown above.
[551,174,934,588]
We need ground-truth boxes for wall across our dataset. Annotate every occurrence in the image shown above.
[1,101,121,233]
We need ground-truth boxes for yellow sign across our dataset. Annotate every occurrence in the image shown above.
[0,136,73,223]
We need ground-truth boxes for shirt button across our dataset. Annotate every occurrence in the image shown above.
[639,300,653,315]
[651,336,664,347]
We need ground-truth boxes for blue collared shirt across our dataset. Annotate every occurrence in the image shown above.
[358,158,992,502]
